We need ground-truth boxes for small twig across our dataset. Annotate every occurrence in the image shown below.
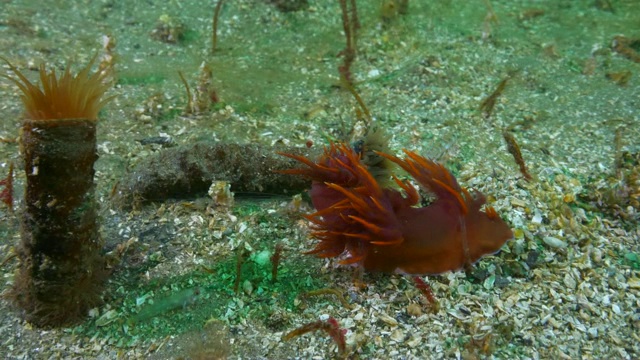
[338,0,353,58]
[482,0,499,23]
[612,35,640,63]
[270,242,284,282]
[338,0,358,86]
[349,0,360,47]
[398,0,409,15]
[234,245,247,294]
[0,162,14,212]
[1,253,17,268]
[412,276,440,311]
[341,74,371,124]
[502,130,532,181]
[282,317,347,356]
[177,71,193,114]
[301,288,354,310]
[212,0,224,54]
[200,264,216,274]
[614,126,624,180]
[479,76,510,119]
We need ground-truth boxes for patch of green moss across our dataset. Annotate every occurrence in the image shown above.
[117,74,166,86]
[232,202,263,218]
[181,28,199,44]
[623,251,640,270]
[157,107,182,122]
[76,225,324,346]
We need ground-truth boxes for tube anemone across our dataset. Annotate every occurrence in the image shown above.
[2,56,112,327]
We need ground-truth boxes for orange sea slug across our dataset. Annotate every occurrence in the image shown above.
[280,143,513,275]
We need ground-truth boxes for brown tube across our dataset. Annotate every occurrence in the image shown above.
[2,55,112,327]
[14,118,106,327]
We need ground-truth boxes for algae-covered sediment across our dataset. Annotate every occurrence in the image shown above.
[0,0,639,358]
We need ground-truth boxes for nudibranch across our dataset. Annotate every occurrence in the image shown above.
[280,143,513,275]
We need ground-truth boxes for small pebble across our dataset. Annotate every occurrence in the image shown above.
[563,273,577,290]
[543,236,567,248]
[611,304,621,315]
[378,312,398,327]
[242,280,253,295]
[532,213,543,224]
[628,277,640,289]
[390,329,404,342]
[406,303,422,317]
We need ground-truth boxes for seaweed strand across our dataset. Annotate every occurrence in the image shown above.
[282,317,347,356]
[301,288,353,310]
[502,130,532,181]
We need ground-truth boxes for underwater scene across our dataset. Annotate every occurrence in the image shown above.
[0,0,639,359]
